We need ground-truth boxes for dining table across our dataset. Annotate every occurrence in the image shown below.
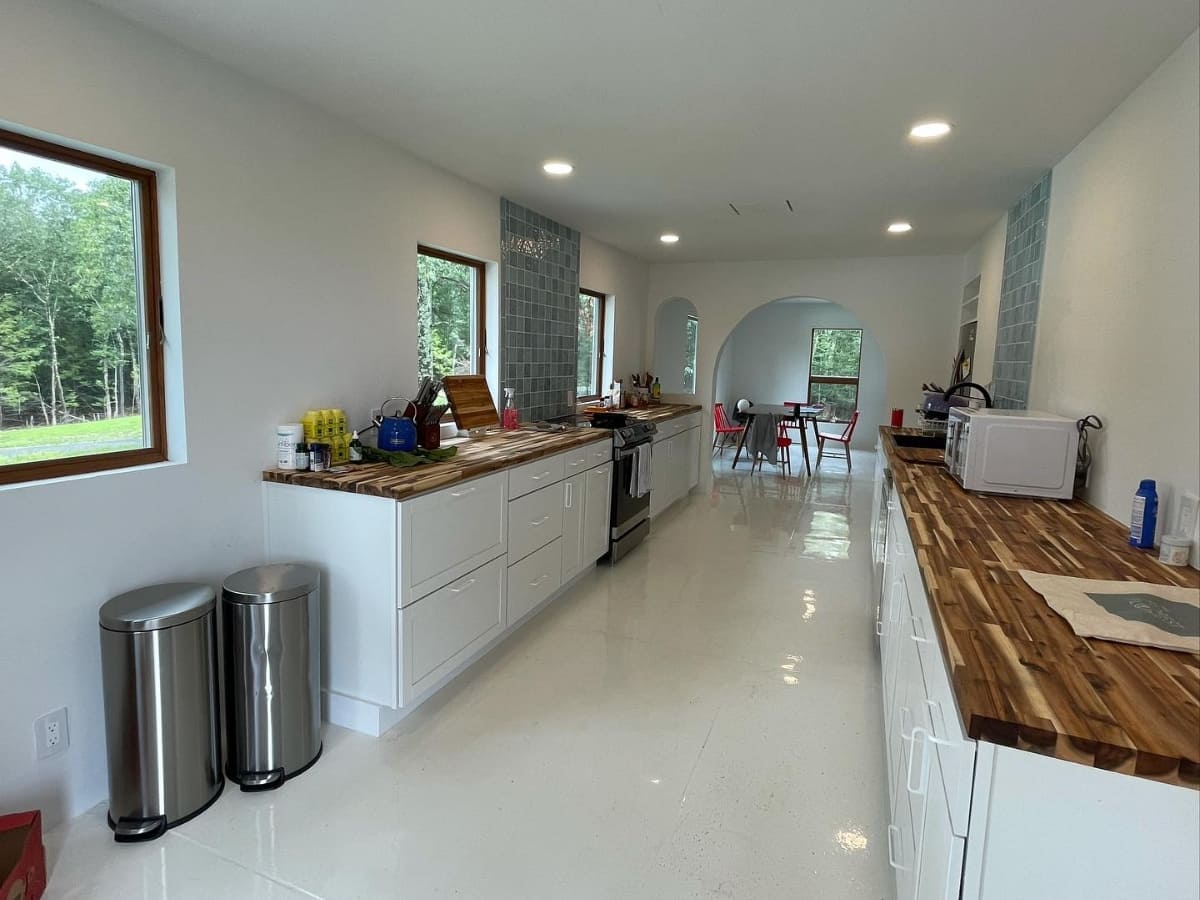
[730,403,825,476]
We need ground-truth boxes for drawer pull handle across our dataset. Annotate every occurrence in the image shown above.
[568,459,583,467]
[907,727,931,796]
[529,574,550,587]
[925,698,948,739]
[875,621,883,637]
[530,470,553,481]
[886,824,907,871]
[449,578,477,594]
[899,705,914,741]
[564,482,573,509]
[910,617,933,644]
[530,516,550,527]
[449,486,477,498]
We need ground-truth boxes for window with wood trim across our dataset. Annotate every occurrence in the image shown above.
[417,245,485,381]
[576,288,606,401]
[0,127,166,486]
[807,327,862,422]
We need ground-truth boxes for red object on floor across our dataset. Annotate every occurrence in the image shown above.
[891,408,904,427]
[0,810,46,900]
[712,402,745,454]
[816,410,861,472]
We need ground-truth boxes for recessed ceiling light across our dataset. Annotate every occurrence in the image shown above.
[909,121,953,140]
[542,160,574,176]
[887,221,913,234]
[659,233,680,244]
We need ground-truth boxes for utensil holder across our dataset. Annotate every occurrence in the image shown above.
[418,420,441,450]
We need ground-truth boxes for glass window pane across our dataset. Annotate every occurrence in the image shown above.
[808,382,859,422]
[0,146,149,467]
[683,316,698,394]
[576,291,600,398]
[417,252,476,381]
[809,328,862,377]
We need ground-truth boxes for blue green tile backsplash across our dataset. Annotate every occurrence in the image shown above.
[992,173,1051,409]
[501,199,581,423]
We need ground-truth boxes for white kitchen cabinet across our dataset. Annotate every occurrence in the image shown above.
[507,538,563,626]
[649,422,700,518]
[561,472,586,581]
[584,462,612,562]
[507,483,563,564]
[650,435,673,518]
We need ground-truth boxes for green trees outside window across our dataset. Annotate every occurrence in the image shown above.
[808,328,862,422]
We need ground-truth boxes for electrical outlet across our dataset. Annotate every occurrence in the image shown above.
[1177,491,1200,539]
[34,707,69,760]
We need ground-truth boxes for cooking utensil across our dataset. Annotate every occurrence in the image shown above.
[441,375,500,431]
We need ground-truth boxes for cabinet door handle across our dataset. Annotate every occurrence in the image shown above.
[907,727,931,796]
[875,621,883,637]
[529,574,550,587]
[530,470,552,482]
[886,824,907,871]
[449,578,477,594]
[449,486,476,498]
[564,482,573,509]
[910,616,933,644]
[925,698,948,739]
[899,705,914,741]
[529,515,550,527]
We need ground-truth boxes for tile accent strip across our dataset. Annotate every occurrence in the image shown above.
[992,173,1051,409]
[500,199,581,423]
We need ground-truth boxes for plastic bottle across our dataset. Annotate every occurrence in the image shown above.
[349,431,364,463]
[502,388,520,430]
[651,377,662,400]
[1129,479,1158,549]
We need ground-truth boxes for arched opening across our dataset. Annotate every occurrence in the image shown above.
[711,296,885,476]
[652,297,699,394]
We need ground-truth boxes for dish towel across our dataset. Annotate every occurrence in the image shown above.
[747,414,781,466]
[1019,570,1200,654]
[632,443,653,498]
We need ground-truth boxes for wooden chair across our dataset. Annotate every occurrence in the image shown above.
[712,402,745,455]
[815,410,860,472]
[750,420,793,476]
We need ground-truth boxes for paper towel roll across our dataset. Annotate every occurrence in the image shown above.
[276,423,304,469]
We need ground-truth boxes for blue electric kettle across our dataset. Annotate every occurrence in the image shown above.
[374,398,418,452]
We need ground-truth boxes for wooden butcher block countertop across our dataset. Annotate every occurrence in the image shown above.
[613,403,703,424]
[879,426,1200,787]
[263,427,609,501]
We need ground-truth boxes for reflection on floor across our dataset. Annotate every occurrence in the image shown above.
[46,449,892,900]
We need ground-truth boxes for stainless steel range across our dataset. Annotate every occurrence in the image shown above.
[592,413,657,562]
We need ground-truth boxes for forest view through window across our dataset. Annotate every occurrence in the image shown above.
[417,246,483,383]
[683,315,698,393]
[807,328,862,422]
[0,128,164,484]
[576,288,605,401]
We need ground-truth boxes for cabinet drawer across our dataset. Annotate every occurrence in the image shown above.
[587,437,612,469]
[654,417,684,441]
[563,445,592,474]
[508,453,565,500]
[507,484,564,564]
[507,538,562,626]
[405,556,505,687]
[405,472,506,594]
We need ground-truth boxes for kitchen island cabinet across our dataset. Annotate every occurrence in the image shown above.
[263,431,612,736]
[646,409,702,518]
[873,427,1199,900]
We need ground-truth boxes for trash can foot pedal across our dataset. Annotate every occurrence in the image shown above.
[233,767,286,792]
[110,814,167,843]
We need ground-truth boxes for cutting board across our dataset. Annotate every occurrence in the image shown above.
[441,375,500,431]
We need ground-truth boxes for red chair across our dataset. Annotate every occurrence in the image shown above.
[816,410,860,471]
[750,421,793,476]
[712,402,745,455]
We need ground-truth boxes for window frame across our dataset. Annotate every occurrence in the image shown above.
[683,314,699,394]
[0,127,166,486]
[416,244,486,378]
[576,287,607,402]
[806,327,863,423]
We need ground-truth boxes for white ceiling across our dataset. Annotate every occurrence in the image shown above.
[91,0,1198,262]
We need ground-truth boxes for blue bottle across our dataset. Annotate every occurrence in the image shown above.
[1129,479,1158,549]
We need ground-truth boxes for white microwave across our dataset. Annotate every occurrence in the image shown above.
[944,408,1079,499]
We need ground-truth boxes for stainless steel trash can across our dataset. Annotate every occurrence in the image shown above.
[99,583,223,842]
[222,563,321,791]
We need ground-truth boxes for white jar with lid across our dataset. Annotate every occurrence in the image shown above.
[1158,534,1191,567]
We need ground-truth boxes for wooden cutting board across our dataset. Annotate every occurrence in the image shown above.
[441,375,500,431]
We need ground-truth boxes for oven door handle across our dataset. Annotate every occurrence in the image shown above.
[616,442,650,459]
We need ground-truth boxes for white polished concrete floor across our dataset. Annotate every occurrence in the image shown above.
[47,450,892,899]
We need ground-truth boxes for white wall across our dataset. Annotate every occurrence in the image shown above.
[958,214,1008,386]
[962,31,1199,560]
[714,301,885,449]
[579,235,650,391]
[646,256,964,473]
[1034,30,1199,555]
[0,0,648,827]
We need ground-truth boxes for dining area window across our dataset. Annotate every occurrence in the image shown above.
[807,328,862,422]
